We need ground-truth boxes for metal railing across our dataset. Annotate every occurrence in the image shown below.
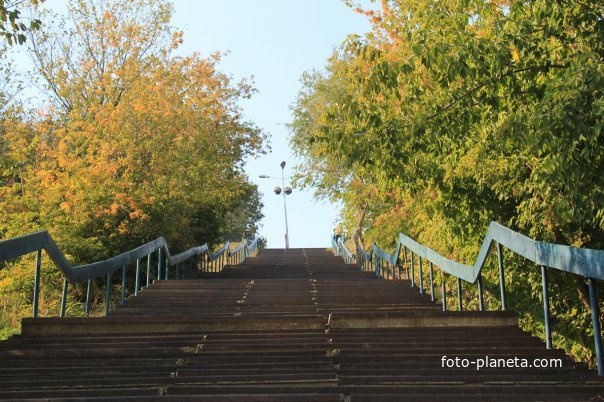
[333,221,604,375]
[0,232,260,318]
[331,236,356,264]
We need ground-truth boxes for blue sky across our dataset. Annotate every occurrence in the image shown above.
[171,0,373,248]
[34,0,373,248]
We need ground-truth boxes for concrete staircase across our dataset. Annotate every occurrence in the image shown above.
[0,248,602,400]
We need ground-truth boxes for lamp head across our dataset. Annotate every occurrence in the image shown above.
[284,187,292,195]
[273,186,282,195]
[280,161,286,169]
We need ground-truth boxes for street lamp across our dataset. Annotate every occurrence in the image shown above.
[259,161,292,249]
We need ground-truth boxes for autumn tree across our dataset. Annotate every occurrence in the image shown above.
[0,0,267,335]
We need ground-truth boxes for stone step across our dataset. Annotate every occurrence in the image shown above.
[0,247,600,400]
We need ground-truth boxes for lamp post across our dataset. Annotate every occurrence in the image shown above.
[259,161,292,249]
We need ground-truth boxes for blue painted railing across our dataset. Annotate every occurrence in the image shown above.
[331,236,355,264]
[0,232,260,318]
[333,221,604,375]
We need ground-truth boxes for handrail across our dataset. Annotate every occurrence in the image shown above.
[333,220,604,375]
[0,230,262,319]
[0,231,207,283]
[246,237,260,255]
[374,222,604,282]
[331,236,355,264]
[228,241,248,257]
[227,237,260,261]
[208,242,230,262]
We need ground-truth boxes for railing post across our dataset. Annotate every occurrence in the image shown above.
[442,274,447,312]
[121,266,127,304]
[429,262,435,302]
[418,257,424,294]
[146,253,151,287]
[373,256,378,277]
[587,278,603,376]
[32,249,42,318]
[60,278,68,317]
[456,278,463,311]
[397,264,401,280]
[477,274,484,311]
[165,257,169,280]
[497,242,507,310]
[410,252,415,287]
[135,259,141,296]
[403,246,408,265]
[157,248,162,281]
[105,273,112,317]
[85,279,92,317]
[541,265,552,349]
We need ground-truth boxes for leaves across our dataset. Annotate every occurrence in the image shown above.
[0,0,43,45]
[291,0,604,365]
[1,0,267,337]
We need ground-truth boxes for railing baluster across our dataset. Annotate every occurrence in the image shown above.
[442,274,447,311]
[418,257,424,294]
[541,265,552,349]
[60,278,68,317]
[146,253,151,287]
[165,257,169,280]
[135,259,141,296]
[410,252,415,287]
[85,279,92,317]
[121,266,127,304]
[32,249,42,318]
[372,255,376,276]
[176,263,180,280]
[157,248,162,281]
[105,273,111,317]
[457,278,463,311]
[497,242,507,310]
[429,262,435,302]
[587,278,603,376]
[477,274,484,311]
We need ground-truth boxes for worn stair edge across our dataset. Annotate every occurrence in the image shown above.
[329,311,517,329]
[20,315,327,335]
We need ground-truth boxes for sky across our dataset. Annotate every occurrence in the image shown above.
[169,0,373,248]
[30,0,374,249]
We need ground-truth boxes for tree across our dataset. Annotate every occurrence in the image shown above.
[1,0,268,336]
[290,0,604,364]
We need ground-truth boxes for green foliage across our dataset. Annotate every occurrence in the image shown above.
[0,0,43,45]
[290,0,604,365]
[0,0,267,338]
